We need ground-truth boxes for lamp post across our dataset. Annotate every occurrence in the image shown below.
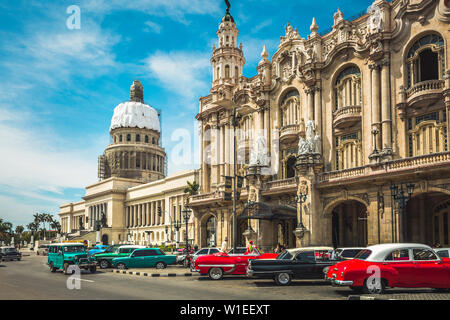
[371,128,379,155]
[165,225,169,248]
[294,189,308,238]
[182,206,191,252]
[390,183,415,243]
[174,219,181,249]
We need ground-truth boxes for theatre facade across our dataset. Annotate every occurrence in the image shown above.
[189,0,450,252]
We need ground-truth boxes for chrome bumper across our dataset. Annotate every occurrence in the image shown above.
[330,278,353,286]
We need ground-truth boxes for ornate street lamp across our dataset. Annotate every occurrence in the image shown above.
[174,218,182,248]
[182,206,191,252]
[294,189,308,239]
[371,128,379,155]
[390,182,415,243]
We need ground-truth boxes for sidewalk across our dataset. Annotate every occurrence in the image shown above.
[109,265,200,278]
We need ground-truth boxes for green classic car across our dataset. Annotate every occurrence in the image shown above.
[92,245,145,269]
[48,243,97,275]
[112,248,176,270]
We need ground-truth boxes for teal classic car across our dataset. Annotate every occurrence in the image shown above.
[47,243,97,275]
[92,245,145,269]
[112,248,176,270]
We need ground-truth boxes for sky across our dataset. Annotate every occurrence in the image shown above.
[0,0,375,228]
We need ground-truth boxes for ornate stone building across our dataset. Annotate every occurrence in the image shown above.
[189,0,450,252]
[60,81,199,246]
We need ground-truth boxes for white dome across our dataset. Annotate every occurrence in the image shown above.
[110,101,160,132]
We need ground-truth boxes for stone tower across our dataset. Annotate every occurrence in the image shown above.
[99,80,166,183]
[211,5,245,87]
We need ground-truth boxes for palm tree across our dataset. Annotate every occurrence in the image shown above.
[184,181,199,196]
[15,225,24,242]
[0,218,13,243]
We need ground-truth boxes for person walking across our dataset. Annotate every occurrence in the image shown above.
[221,237,228,252]
[274,243,282,254]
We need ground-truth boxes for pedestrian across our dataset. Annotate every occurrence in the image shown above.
[194,244,198,252]
[221,237,228,252]
[274,243,281,254]
[282,243,288,251]
[246,240,254,254]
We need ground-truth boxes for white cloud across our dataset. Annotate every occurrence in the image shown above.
[145,51,211,103]
[144,21,162,34]
[251,19,273,34]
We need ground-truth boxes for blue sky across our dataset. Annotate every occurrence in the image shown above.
[0,0,375,228]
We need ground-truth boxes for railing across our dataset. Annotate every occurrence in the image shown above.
[406,80,444,98]
[189,191,224,203]
[265,177,297,190]
[333,105,361,118]
[280,124,300,136]
[318,151,450,183]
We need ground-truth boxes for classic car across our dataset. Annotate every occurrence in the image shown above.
[326,243,450,294]
[112,248,176,269]
[36,244,49,256]
[0,246,22,261]
[247,247,336,286]
[434,248,450,259]
[332,247,365,260]
[88,245,109,256]
[177,247,221,266]
[47,243,97,275]
[193,250,279,280]
[228,247,248,254]
[92,245,145,269]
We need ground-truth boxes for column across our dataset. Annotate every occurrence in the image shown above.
[370,63,382,150]
[306,88,314,121]
[220,125,225,183]
[225,121,230,176]
[381,60,392,152]
[314,87,322,139]
[264,106,270,155]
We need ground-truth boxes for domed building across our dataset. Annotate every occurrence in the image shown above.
[98,80,166,183]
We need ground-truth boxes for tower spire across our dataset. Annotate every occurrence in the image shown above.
[130,80,144,103]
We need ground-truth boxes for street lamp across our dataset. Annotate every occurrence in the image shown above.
[294,189,308,238]
[182,206,191,252]
[174,218,182,248]
[371,128,379,155]
[390,182,415,243]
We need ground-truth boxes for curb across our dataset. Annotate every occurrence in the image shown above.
[111,269,199,277]
[348,295,396,301]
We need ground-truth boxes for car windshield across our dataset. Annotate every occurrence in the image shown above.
[64,246,85,253]
[5,248,17,253]
[103,246,116,253]
[353,249,371,260]
[277,251,292,260]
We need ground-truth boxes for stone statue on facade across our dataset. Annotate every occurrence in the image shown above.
[250,135,269,166]
[298,120,321,155]
[367,4,383,34]
[79,216,84,230]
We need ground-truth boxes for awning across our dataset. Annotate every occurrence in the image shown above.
[239,202,297,221]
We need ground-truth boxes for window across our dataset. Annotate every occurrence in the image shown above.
[413,249,438,261]
[136,134,140,142]
[210,248,220,254]
[152,137,155,144]
[335,131,362,170]
[341,249,363,258]
[127,134,131,142]
[279,90,300,127]
[334,66,361,110]
[385,249,410,261]
[295,251,315,262]
[119,135,122,142]
[119,248,131,254]
[225,65,230,79]
[436,250,449,258]
[354,249,372,260]
[197,249,208,255]
[145,135,149,143]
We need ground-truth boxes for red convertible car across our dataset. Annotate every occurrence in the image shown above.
[193,250,279,280]
[327,243,450,294]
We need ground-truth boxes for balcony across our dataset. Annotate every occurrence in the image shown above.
[333,105,362,129]
[317,151,450,187]
[262,177,297,196]
[406,80,445,108]
[280,124,302,145]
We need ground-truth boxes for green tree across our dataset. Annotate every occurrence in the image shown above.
[0,218,13,243]
[184,181,199,196]
[15,225,24,241]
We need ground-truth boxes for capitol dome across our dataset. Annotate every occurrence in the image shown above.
[109,80,160,132]
[110,101,160,132]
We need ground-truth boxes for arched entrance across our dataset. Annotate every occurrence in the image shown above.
[404,191,450,246]
[331,201,368,247]
[206,216,217,247]
[101,234,109,245]
[237,219,248,247]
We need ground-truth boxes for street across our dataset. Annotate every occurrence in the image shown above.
[1,253,449,300]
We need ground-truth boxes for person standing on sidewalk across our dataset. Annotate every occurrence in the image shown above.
[221,237,228,252]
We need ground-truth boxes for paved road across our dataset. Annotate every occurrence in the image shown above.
[1,254,449,300]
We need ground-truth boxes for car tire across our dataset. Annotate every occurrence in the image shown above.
[274,272,292,286]
[49,262,56,273]
[156,262,166,269]
[363,278,386,294]
[90,266,97,273]
[63,263,73,275]
[99,260,110,269]
[117,263,127,270]
[208,267,224,280]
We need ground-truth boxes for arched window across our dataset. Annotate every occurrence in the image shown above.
[334,66,361,110]
[216,67,220,80]
[285,156,296,179]
[235,66,239,80]
[119,135,123,142]
[335,131,362,170]
[279,89,301,127]
[225,65,230,79]
[145,135,149,143]
[406,34,445,88]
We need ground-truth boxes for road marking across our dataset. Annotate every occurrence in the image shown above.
[79,279,94,283]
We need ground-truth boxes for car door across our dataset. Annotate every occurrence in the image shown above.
[383,248,416,286]
[143,250,158,267]
[292,251,315,278]
[412,248,449,287]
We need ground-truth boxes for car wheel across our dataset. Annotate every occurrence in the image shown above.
[49,262,56,273]
[363,277,386,294]
[99,260,110,269]
[117,263,127,270]
[274,272,292,286]
[208,268,224,280]
[63,263,73,275]
[156,262,166,269]
[90,266,97,273]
